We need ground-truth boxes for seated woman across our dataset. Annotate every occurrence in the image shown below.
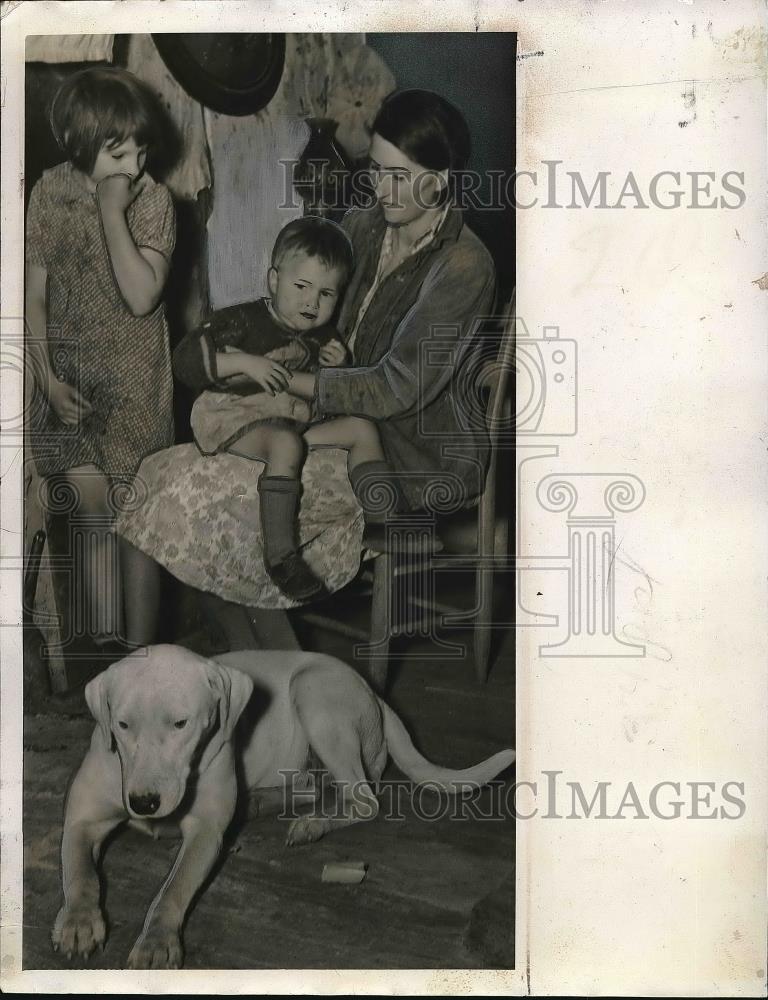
[117,88,496,646]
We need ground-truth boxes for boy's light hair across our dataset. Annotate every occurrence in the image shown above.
[271,216,354,286]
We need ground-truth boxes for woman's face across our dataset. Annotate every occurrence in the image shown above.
[368,133,447,228]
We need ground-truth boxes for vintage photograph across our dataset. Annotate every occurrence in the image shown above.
[5,2,766,995]
[19,30,517,971]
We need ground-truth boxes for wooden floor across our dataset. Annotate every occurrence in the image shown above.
[22,575,515,970]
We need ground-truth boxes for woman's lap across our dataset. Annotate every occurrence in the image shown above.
[116,444,364,609]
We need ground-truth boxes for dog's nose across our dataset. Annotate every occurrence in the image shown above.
[129,792,161,816]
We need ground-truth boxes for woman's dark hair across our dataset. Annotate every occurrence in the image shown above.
[371,89,471,174]
[271,216,354,286]
[50,66,160,173]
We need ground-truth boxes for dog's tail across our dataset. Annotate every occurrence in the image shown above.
[379,700,515,793]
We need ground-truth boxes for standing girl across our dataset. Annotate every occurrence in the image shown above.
[25,66,175,646]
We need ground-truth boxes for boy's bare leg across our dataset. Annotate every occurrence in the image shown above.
[228,424,302,476]
[304,415,385,467]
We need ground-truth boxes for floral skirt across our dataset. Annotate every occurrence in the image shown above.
[116,444,364,609]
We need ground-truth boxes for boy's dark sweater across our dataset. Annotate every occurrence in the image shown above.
[172,298,339,397]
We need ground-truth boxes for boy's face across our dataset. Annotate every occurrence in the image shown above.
[86,136,147,191]
[268,251,343,333]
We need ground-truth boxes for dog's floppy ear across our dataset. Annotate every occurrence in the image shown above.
[220,663,254,740]
[84,667,114,749]
[199,660,254,771]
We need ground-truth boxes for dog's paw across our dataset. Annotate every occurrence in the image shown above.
[285,815,326,846]
[127,927,183,969]
[51,902,106,960]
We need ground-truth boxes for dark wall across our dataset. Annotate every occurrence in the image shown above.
[367,32,516,303]
[25,60,104,205]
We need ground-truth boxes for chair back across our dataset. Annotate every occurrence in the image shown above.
[483,292,516,443]
[468,293,516,553]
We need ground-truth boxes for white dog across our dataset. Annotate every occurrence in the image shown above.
[52,645,515,968]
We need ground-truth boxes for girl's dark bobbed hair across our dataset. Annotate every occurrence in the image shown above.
[50,66,161,174]
[370,89,471,174]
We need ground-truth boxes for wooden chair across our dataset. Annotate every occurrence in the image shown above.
[303,298,515,692]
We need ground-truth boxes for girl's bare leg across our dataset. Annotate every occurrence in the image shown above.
[120,537,161,646]
[65,465,122,642]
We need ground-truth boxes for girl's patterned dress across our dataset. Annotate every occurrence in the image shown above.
[26,161,176,481]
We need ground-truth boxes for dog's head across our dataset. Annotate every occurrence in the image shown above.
[84,645,253,820]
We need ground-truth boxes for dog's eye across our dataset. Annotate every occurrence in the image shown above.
[117,721,129,730]
[174,719,188,730]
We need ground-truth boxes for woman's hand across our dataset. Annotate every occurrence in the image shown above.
[319,338,349,367]
[96,173,143,214]
[47,379,92,426]
[284,370,316,400]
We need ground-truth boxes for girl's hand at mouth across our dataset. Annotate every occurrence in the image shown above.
[96,173,144,213]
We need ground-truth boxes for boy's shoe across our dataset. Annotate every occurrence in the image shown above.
[266,553,330,602]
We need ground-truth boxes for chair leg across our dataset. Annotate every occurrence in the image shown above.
[474,565,494,682]
[367,552,391,694]
[475,477,499,681]
[44,507,75,689]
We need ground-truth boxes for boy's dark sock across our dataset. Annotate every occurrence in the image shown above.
[258,475,301,567]
[258,475,328,601]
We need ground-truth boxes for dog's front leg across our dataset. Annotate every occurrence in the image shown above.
[52,754,126,960]
[126,756,237,969]
[126,815,226,969]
